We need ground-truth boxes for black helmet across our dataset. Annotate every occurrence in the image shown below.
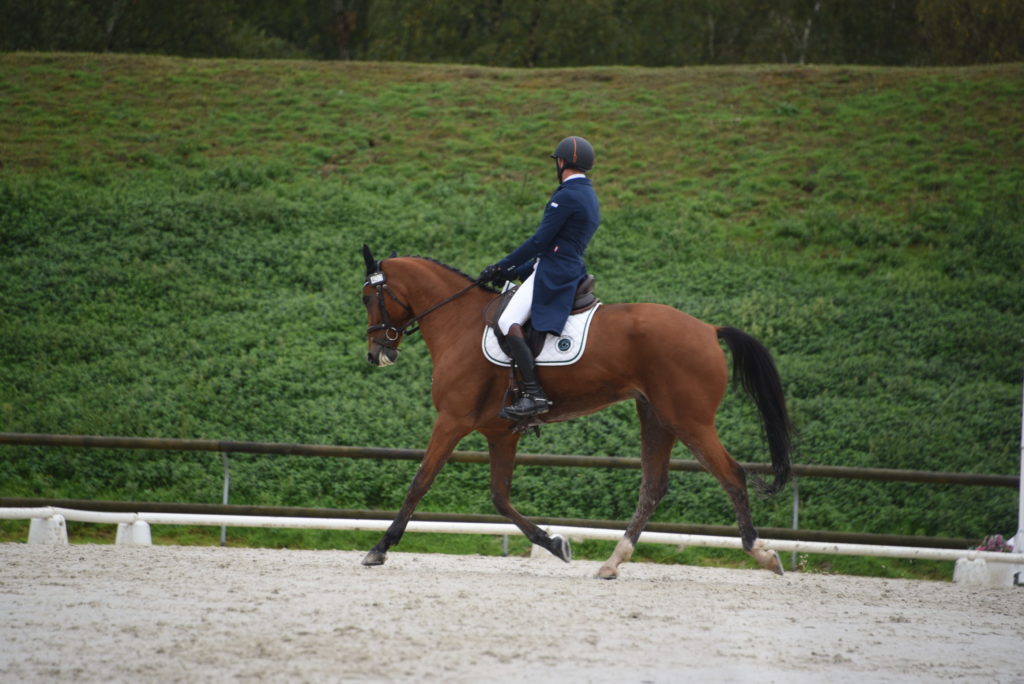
[550,136,595,172]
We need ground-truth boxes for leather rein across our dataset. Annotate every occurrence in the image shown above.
[364,269,481,348]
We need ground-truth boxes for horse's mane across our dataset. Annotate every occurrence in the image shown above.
[395,255,501,293]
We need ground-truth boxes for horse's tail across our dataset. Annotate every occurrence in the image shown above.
[716,326,793,496]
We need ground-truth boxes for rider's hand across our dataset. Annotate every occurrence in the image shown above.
[478,263,505,285]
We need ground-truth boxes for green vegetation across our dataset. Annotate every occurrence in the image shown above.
[2,54,1022,578]
[5,0,1022,66]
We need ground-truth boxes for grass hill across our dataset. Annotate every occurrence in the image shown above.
[2,53,1022,575]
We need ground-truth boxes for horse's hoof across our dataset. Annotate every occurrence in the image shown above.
[750,543,784,576]
[361,550,387,566]
[765,550,785,576]
[550,535,572,563]
[596,565,618,580]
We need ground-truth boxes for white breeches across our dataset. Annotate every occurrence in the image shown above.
[498,266,537,335]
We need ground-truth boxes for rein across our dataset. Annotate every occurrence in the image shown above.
[365,269,480,346]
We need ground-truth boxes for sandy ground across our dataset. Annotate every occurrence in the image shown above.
[1,543,1022,683]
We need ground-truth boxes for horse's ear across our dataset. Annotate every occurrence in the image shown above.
[362,244,377,275]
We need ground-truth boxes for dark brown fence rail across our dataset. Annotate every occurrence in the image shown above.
[1,432,1017,488]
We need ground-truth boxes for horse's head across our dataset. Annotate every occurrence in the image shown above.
[361,246,491,368]
[361,245,409,367]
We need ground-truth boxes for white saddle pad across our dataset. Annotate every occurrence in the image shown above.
[482,303,601,367]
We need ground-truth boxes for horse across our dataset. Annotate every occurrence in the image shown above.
[359,245,792,577]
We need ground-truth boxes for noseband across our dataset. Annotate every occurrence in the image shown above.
[364,269,478,349]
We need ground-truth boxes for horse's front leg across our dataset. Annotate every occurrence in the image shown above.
[361,417,467,566]
[486,432,572,562]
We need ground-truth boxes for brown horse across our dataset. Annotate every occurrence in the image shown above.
[360,246,791,577]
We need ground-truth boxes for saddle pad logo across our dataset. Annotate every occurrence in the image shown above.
[557,338,572,352]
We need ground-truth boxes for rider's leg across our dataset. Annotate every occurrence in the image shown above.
[497,268,535,336]
[496,269,551,418]
[501,323,552,417]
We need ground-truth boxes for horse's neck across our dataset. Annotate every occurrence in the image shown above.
[393,260,492,349]
[392,260,471,310]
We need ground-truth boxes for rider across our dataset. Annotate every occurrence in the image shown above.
[478,135,601,419]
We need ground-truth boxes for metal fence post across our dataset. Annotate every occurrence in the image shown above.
[791,477,800,571]
[220,453,230,546]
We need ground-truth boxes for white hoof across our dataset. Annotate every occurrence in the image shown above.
[750,541,784,576]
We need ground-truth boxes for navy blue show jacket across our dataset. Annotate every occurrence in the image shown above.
[497,177,600,335]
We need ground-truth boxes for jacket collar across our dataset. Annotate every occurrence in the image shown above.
[558,175,590,190]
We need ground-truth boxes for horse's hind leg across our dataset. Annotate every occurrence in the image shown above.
[684,426,784,575]
[597,398,674,579]
[486,432,572,562]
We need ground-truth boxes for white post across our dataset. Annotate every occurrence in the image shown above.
[28,514,67,544]
[957,376,1024,586]
[1015,375,1024,557]
[115,520,152,546]
[1002,371,1024,586]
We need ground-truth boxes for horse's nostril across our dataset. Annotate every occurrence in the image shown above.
[367,353,375,365]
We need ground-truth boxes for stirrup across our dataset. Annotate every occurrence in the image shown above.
[500,393,552,419]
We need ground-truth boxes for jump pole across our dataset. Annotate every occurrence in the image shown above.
[7,506,1024,566]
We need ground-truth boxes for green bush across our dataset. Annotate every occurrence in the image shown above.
[1,56,1022,567]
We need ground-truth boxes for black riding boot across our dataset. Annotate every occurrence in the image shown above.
[502,334,552,418]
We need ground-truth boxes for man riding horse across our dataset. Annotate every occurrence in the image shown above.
[478,136,601,419]
[359,136,791,577]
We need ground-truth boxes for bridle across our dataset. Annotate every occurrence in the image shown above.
[364,267,479,350]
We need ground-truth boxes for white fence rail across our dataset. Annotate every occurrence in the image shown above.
[4,506,1023,574]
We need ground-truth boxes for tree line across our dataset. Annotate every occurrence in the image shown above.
[2,0,1022,66]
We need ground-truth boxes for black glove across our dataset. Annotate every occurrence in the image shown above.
[478,263,505,285]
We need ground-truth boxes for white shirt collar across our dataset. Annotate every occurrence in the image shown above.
[563,173,586,182]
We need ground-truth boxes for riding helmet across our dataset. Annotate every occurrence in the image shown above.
[550,136,595,172]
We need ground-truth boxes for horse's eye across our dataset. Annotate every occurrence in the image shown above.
[362,295,371,306]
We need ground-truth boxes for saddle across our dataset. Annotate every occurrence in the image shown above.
[483,275,599,357]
